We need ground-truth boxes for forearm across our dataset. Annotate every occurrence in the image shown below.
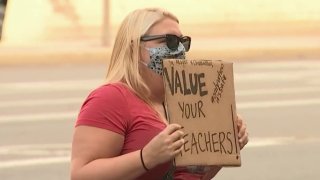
[201,166,222,180]
[71,150,148,180]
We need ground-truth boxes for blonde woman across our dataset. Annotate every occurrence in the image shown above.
[71,8,248,180]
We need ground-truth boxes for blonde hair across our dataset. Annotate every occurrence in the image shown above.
[106,8,179,104]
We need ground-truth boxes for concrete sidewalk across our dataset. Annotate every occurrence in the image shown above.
[0,35,319,66]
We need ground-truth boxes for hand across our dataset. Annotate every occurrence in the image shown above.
[236,114,249,149]
[201,115,248,180]
[142,124,184,169]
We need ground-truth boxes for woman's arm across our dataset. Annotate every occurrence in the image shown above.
[71,124,185,180]
[71,126,146,180]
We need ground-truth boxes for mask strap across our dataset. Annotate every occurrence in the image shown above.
[139,61,148,67]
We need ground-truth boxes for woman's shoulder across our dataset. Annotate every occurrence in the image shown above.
[76,82,132,134]
[83,82,146,111]
[89,82,132,99]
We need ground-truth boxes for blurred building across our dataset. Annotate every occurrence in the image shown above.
[1,0,319,46]
[0,0,7,39]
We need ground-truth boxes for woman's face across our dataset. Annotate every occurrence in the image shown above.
[139,17,183,102]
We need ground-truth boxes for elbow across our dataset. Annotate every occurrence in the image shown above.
[70,161,96,180]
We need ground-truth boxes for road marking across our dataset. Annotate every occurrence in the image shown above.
[0,79,102,89]
[1,98,319,123]
[246,137,295,148]
[235,70,320,82]
[1,137,319,169]
[0,156,70,169]
[0,79,102,95]
[0,97,83,108]
[1,86,319,108]
[0,144,70,156]
[0,144,70,169]
[1,67,319,92]
[309,78,320,85]
[236,86,320,96]
[238,98,320,109]
[235,61,320,70]
[247,137,320,148]
[0,112,76,123]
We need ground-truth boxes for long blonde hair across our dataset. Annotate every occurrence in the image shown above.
[106,8,179,104]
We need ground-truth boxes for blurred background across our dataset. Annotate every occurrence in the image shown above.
[0,0,319,179]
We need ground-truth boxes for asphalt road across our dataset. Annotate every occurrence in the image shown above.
[0,60,319,180]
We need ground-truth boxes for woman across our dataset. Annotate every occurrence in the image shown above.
[71,8,248,180]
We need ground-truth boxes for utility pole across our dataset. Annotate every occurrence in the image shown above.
[102,0,110,46]
[0,0,7,40]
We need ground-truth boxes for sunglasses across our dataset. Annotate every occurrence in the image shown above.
[140,34,191,52]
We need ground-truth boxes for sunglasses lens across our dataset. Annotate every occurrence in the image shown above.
[166,35,179,50]
[181,37,191,52]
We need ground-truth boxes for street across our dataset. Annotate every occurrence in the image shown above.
[0,60,320,180]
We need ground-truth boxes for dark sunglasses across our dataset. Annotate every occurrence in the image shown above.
[140,34,191,52]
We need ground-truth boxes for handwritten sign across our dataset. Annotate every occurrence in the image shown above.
[163,59,241,167]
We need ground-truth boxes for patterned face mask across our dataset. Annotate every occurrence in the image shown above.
[140,42,186,75]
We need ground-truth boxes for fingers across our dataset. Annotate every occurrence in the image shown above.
[236,114,243,127]
[236,114,249,149]
[171,138,185,151]
[170,130,184,143]
[238,121,247,139]
[238,123,249,149]
[165,124,185,155]
[239,131,249,149]
[166,125,184,150]
[144,124,185,166]
[164,124,183,135]
[236,114,246,139]
[173,140,185,155]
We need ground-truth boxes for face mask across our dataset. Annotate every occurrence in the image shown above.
[141,42,186,75]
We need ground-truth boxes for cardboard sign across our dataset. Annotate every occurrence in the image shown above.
[163,59,241,167]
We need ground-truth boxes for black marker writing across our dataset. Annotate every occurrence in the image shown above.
[163,66,208,97]
[178,100,206,119]
[211,64,226,103]
[179,131,234,156]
